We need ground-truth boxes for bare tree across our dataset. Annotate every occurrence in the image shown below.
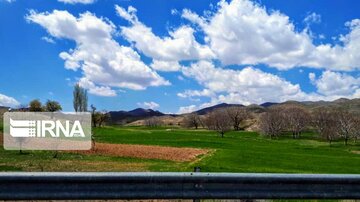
[334,109,355,146]
[204,109,232,138]
[258,107,285,138]
[73,83,88,112]
[312,107,338,145]
[97,111,109,127]
[145,117,162,127]
[352,114,360,143]
[283,105,310,139]
[226,107,250,131]
[183,113,202,129]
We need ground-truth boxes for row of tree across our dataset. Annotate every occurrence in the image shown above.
[258,105,360,145]
[28,99,62,112]
[183,107,251,138]
[25,84,109,128]
[182,105,360,145]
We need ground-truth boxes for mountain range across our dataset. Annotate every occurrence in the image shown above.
[1,98,359,124]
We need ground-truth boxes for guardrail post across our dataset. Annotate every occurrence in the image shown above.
[193,167,201,202]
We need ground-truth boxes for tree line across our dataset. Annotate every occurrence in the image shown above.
[20,83,109,128]
[182,105,360,145]
[183,107,250,138]
[258,105,360,145]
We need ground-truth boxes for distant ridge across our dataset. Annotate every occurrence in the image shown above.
[195,103,244,115]
[260,102,278,107]
[109,108,164,124]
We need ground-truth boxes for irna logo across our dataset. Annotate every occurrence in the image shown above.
[3,112,91,150]
[10,119,85,138]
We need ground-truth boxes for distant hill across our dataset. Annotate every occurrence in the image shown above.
[127,108,164,117]
[109,108,164,124]
[193,98,360,116]
[195,103,244,115]
[104,98,360,126]
[245,104,266,113]
[260,102,278,107]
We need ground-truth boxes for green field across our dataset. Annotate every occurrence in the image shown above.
[0,125,360,173]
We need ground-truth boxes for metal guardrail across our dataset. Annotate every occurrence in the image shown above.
[0,172,360,200]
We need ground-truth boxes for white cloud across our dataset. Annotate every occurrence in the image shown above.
[78,77,117,97]
[0,93,20,108]
[304,12,321,25]
[137,101,160,109]
[41,36,56,44]
[116,5,215,61]
[182,61,309,104]
[150,60,182,72]
[311,71,360,97]
[58,0,95,4]
[179,60,344,110]
[179,61,360,112]
[178,104,197,114]
[177,89,215,98]
[308,72,316,83]
[182,0,360,71]
[26,10,170,96]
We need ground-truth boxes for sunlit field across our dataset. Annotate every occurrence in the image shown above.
[0,125,359,173]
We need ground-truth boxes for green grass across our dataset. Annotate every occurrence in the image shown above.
[0,125,359,173]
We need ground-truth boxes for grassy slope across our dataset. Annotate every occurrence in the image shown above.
[0,125,359,173]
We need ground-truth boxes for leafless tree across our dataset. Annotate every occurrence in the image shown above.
[183,113,202,129]
[334,109,356,146]
[312,107,338,145]
[258,107,285,138]
[283,105,310,139]
[145,117,162,127]
[204,109,232,138]
[352,114,360,143]
[97,111,110,127]
[226,107,250,131]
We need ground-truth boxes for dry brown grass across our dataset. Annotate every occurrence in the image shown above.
[74,143,210,162]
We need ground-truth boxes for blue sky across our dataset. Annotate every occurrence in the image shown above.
[0,0,360,113]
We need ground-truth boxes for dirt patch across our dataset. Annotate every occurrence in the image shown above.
[351,150,360,154]
[74,143,210,162]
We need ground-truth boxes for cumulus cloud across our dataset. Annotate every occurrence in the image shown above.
[26,10,169,96]
[181,60,310,104]
[116,5,215,61]
[58,0,95,4]
[178,60,360,112]
[137,101,160,109]
[311,71,360,97]
[308,72,316,83]
[78,77,117,97]
[178,104,197,114]
[182,0,360,71]
[150,60,182,72]
[0,93,20,108]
